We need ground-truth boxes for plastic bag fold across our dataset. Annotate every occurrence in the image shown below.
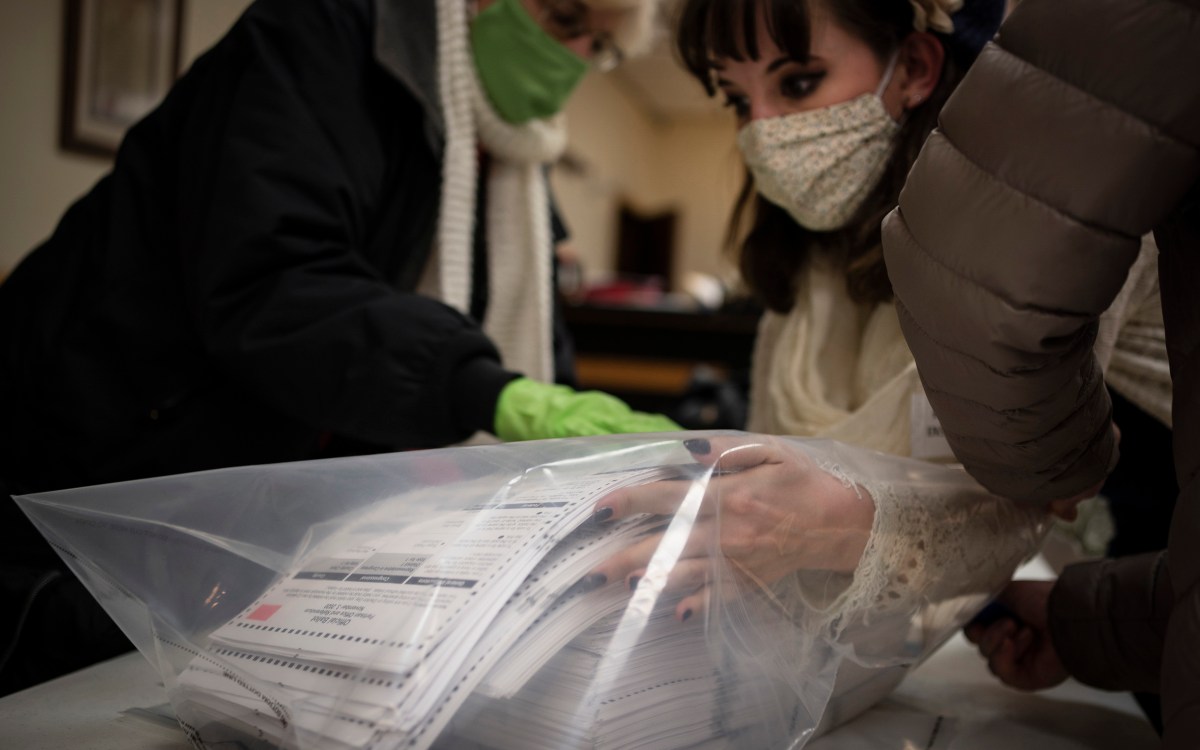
[16,431,1046,749]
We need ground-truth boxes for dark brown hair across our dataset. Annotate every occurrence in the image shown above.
[676,0,964,311]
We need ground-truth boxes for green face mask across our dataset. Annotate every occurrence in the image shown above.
[470,0,589,124]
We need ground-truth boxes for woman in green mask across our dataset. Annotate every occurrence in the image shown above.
[431,0,671,445]
[0,0,671,693]
[472,0,626,124]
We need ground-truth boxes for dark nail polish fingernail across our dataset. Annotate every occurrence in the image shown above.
[628,576,640,591]
[683,438,711,455]
[592,507,614,523]
[682,609,693,622]
[570,573,607,595]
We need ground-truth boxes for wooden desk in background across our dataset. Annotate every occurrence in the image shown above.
[563,303,760,418]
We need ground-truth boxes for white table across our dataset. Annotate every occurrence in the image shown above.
[808,553,1161,750]
[0,651,188,750]
[0,556,1161,749]
[0,638,1160,750]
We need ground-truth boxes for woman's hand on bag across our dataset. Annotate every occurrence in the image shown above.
[586,435,876,622]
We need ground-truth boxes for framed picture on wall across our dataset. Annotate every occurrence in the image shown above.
[60,0,184,157]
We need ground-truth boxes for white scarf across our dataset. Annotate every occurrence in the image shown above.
[748,241,1174,456]
[746,264,922,456]
[1094,234,1173,427]
[426,0,568,383]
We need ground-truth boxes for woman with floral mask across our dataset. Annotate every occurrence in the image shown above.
[671,0,1167,469]
[681,0,1005,455]
[587,0,1170,722]
[592,0,1014,621]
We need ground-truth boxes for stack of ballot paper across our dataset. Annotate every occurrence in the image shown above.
[167,463,814,750]
[448,604,800,750]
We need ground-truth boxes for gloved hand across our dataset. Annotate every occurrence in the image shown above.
[494,377,681,442]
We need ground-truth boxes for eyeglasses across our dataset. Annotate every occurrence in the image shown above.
[535,0,627,72]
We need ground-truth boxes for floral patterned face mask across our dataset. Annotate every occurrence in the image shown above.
[736,53,901,232]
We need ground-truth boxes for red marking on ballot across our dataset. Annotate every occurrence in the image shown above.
[247,604,282,621]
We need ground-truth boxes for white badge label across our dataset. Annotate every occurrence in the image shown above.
[910,392,955,461]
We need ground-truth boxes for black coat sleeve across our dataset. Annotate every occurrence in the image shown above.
[169,0,515,447]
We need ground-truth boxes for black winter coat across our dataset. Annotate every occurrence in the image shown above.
[0,0,567,494]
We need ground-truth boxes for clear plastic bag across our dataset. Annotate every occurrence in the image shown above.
[16,431,1046,749]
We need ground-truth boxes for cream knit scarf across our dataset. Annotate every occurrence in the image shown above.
[746,263,921,456]
[748,242,1173,454]
[427,0,568,382]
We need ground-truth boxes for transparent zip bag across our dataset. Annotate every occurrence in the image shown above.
[15,431,1047,749]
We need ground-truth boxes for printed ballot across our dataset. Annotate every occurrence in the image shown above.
[171,464,720,749]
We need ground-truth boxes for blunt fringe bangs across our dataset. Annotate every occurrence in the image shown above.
[677,0,816,96]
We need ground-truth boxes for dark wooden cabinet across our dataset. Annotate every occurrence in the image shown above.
[563,303,760,427]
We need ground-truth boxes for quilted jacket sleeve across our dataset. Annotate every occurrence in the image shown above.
[882,0,1200,504]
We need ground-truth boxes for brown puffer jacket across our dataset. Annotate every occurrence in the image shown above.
[881,0,1200,744]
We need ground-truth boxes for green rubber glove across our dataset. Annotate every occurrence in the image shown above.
[494,378,681,442]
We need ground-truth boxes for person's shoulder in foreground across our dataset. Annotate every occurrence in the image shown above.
[882,0,1200,745]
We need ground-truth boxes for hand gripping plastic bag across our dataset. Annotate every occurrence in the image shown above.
[16,431,1046,749]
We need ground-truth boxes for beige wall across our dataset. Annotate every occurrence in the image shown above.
[651,116,742,284]
[552,74,741,290]
[1,2,106,275]
[551,72,662,284]
[0,0,251,276]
